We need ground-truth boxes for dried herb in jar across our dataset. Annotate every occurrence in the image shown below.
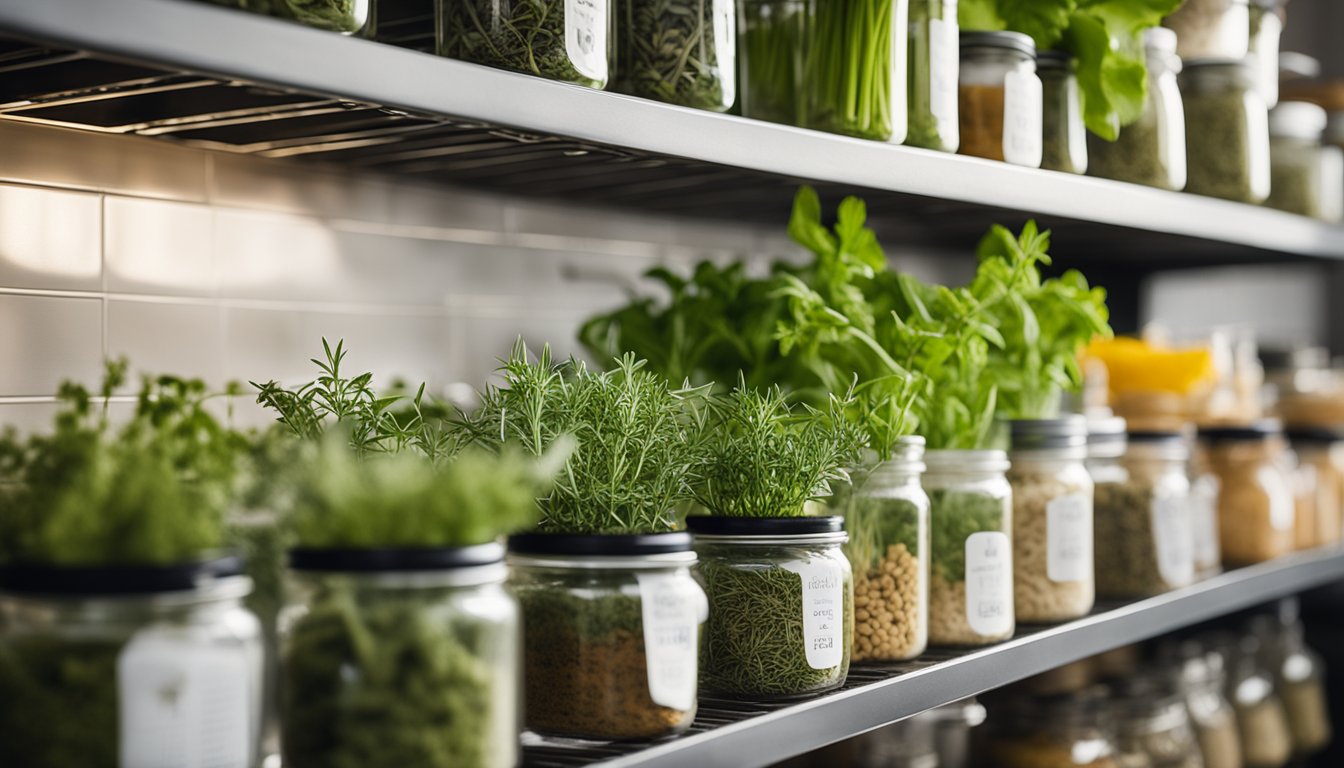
[438,0,608,88]
[0,638,123,767]
[928,489,1011,645]
[616,0,734,111]
[959,84,1007,161]
[202,0,371,34]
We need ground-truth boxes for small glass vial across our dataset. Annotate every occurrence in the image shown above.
[1199,422,1295,566]
[1009,417,1095,623]
[1181,59,1272,203]
[907,0,960,152]
[925,449,1014,646]
[437,0,611,89]
[800,0,909,142]
[615,0,736,111]
[959,31,1042,167]
[1088,28,1187,191]
[1163,0,1251,59]
[1267,101,1344,221]
[1038,52,1087,174]
[738,0,805,125]
[1248,0,1284,108]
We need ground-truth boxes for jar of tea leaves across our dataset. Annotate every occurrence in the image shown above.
[1266,101,1344,220]
[959,31,1042,167]
[800,0,910,142]
[1248,0,1284,108]
[738,0,805,124]
[615,0,737,111]
[1181,59,1271,203]
[1088,28,1187,191]
[907,0,959,152]
[437,0,611,89]
[1198,422,1294,566]
[1038,52,1087,174]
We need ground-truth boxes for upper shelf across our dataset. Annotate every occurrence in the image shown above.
[2,0,1343,265]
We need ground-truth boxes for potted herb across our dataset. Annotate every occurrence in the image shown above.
[437,0,610,88]
[615,0,737,111]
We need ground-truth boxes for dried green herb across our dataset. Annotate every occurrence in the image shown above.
[802,0,899,140]
[202,0,371,34]
[616,0,734,110]
[740,0,803,123]
[1087,109,1171,188]
[1182,84,1262,203]
[438,0,606,88]
[929,488,1005,581]
[0,636,122,768]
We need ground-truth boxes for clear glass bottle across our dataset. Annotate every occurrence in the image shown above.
[1199,423,1295,566]
[1088,28,1187,191]
[738,0,805,124]
[1266,101,1344,220]
[1009,417,1095,622]
[1181,59,1272,203]
[831,437,930,662]
[1111,680,1205,768]
[689,516,853,698]
[508,533,704,739]
[1288,427,1344,548]
[1163,0,1251,59]
[615,0,736,111]
[993,692,1121,768]
[437,0,611,88]
[1177,646,1243,768]
[205,0,376,35]
[1189,444,1224,578]
[1039,52,1087,174]
[1228,635,1293,768]
[925,449,1014,646]
[1275,618,1332,758]
[959,31,1042,167]
[281,545,520,766]
[0,560,263,767]
[907,0,959,152]
[800,0,909,142]
[1248,0,1283,108]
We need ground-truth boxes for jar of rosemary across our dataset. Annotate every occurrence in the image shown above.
[907,0,959,152]
[280,545,520,768]
[1266,101,1344,220]
[1038,52,1087,175]
[1198,422,1294,566]
[508,533,704,739]
[925,449,1014,647]
[436,0,611,89]
[614,0,736,111]
[959,31,1042,167]
[1087,28,1187,191]
[0,557,263,768]
[202,0,376,35]
[1181,59,1272,203]
[831,437,930,662]
[800,0,910,142]
[690,516,853,698]
[738,0,805,124]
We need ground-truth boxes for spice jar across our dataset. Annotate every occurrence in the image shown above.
[1228,635,1293,768]
[437,0,610,88]
[1199,423,1295,566]
[1110,679,1205,768]
[992,692,1121,768]
[690,516,853,698]
[1094,431,1195,599]
[810,709,940,767]
[1088,28,1187,191]
[509,533,704,739]
[1275,618,1332,758]
[907,0,959,152]
[615,0,736,110]
[959,31,1041,166]
[1009,417,1095,623]
[929,698,987,768]
[282,545,520,766]
[800,0,909,142]
[1181,60,1272,203]
[1247,0,1283,108]
[739,0,804,124]
[1039,52,1087,174]
[1266,102,1344,220]
[831,437,929,662]
[0,558,263,766]
[205,0,375,35]
[1189,445,1224,578]
[1177,646,1242,768]
[1287,427,1344,548]
[1163,0,1251,59]
[925,449,1014,646]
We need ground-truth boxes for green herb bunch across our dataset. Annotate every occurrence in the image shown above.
[616,0,733,110]
[740,0,803,123]
[802,0,898,140]
[438,0,604,88]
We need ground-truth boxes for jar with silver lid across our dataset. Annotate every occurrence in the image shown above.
[1088,28,1187,191]
[959,31,1042,167]
[1181,59,1272,203]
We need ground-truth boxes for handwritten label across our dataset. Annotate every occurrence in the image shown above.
[965,532,1013,637]
[713,0,737,107]
[1047,493,1092,583]
[782,560,846,670]
[928,18,959,141]
[1191,475,1221,567]
[1261,466,1295,532]
[565,0,608,82]
[1003,69,1043,167]
[1152,495,1195,587]
[637,573,706,711]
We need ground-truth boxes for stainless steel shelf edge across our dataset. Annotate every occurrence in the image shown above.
[3,0,1343,259]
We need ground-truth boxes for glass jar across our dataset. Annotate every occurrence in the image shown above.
[925,449,1014,646]
[1088,28,1187,191]
[615,0,736,110]
[281,545,519,766]
[1009,417,1095,623]
[739,0,804,124]
[1163,0,1251,59]
[1178,646,1242,768]
[690,516,853,698]
[907,0,959,151]
[1039,52,1087,174]
[1189,444,1224,578]
[0,558,263,767]
[1288,427,1344,548]
[929,698,987,768]
[1248,0,1283,108]
[801,0,909,142]
[1111,681,1205,768]
[959,31,1042,167]
[437,0,610,88]
[1276,619,1332,758]
[993,693,1121,768]
[809,709,940,767]
[508,533,703,739]
[1181,60,1272,203]
[1228,635,1293,768]
[1094,431,1195,599]
[204,0,375,35]
[1266,102,1344,220]
[831,437,930,662]
[1199,423,1295,566]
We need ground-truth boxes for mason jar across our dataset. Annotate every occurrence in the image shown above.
[801,0,909,142]
[205,0,375,35]
[1248,0,1284,108]
[1287,427,1344,548]
[959,31,1042,167]
[508,533,704,740]
[831,437,930,662]
[1181,59,1272,203]
[689,516,853,698]
[1178,648,1243,768]
[1163,0,1250,59]
[281,545,519,767]
[1009,417,1095,623]
[1111,680,1205,768]
[1227,634,1294,768]
[1088,27,1187,191]
[1199,423,1295,566]
[0,557,263,767]
[738,0,805,125]
[1275,618,1332,759]
[925,449,1014,646]
[1038,52,1087,174]
[991,691,1121,768]
[1267,101,1344,221]
[907,0,959,152]
[437,0,611,88]
[615,0,736,110]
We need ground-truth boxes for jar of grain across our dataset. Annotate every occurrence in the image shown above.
[959,31,1042,167]
[1009,417,1095,623]
[1177,646,1243,768]
[1088,28,1187,191]
[925,450,1014,646]
[1199,423,1295,566]
[1038,51,1087,174]
[1181,60,1272,203]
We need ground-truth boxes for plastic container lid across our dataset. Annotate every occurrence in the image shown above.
[290,542,505,572]
[0,554,245,595]
[1269,101,1328,140]
[961,31,1036,58]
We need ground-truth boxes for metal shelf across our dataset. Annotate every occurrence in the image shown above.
[2,0,1343,265]
[522,549,1344,768]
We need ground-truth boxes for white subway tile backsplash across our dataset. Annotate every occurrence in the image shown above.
[106,300,225,388]
[0,402,60,436]
[0,294,103,395]
[210,153,394,223]
[0,185,102,291]
[105,197,215,296]
[0,123,209,202]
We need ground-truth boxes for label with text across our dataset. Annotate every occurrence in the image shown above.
[1003,69,1043,167]
[1047,493,1092,583]
[637,573,706,711]
[565,0,609,82]
[965,532,1013,637]
[1152,495,1195,587]
[782,559,846,670]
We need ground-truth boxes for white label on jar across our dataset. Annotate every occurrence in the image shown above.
[636,573,706,712]
[781,559,846,670]
[565,0,608,82]
[964,531,1013,637]
[118,627,251,768]
[1260,466,1294,532]
[1046,493,1092,583]
[1152,495,1196,587]
[713,0,737,107]
[1003,69,1043,167]
[928,18,959,139]
[1191,475,1221,566]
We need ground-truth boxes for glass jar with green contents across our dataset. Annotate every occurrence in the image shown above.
[0,557,263,768]
[1088,28,1187,191]
[1038,52,1087,174]
[1266,101,1344,220]
[689,516,853,698]
[959,31,1042,167]
[831,437,930,662]
[615,0,737,111]
[739,0,805,124]
[436,0,611,89]
[1181,59,1271,203]
[925,450,1014,646]
[508,533,704,740]
[202,0,376,35]
[800,0,909,142]
[281,544,520,767]
[907,0,959,151]
[1248,0,1284,108]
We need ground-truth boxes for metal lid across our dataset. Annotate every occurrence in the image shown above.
[1087,416,1129,459]
[1182,57,1255,72]
[1197,419,1284,443]
[508,532,692,557]
[0,554,244,596]
[1284,425,1344,444]
[686,515,845,537]
[1143,27,1178,54]
[1009,416,1089,451]
[290,542,504,572]
[924,449,1011,474]
[1127,430,1187,445]
[961,31,1036,59]
[1036,50,1074,70]
[1269,101,1328,140]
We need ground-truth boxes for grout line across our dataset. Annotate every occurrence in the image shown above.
[0,286,105,299]
[99,192,108,359]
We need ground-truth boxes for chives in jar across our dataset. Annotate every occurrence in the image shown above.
[800,0,910,142]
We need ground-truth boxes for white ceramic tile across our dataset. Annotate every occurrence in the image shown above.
[210,153,394,223]
[506,198,672,250]
[0,122,208,202]
[0,184,102,291]
[456,309,595,388]
[452,246,659,303]
[106,300,225,389]
[105,197,214,296]
[385,181,509,232]
[0,402,60,436]
[0,294,103,396]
